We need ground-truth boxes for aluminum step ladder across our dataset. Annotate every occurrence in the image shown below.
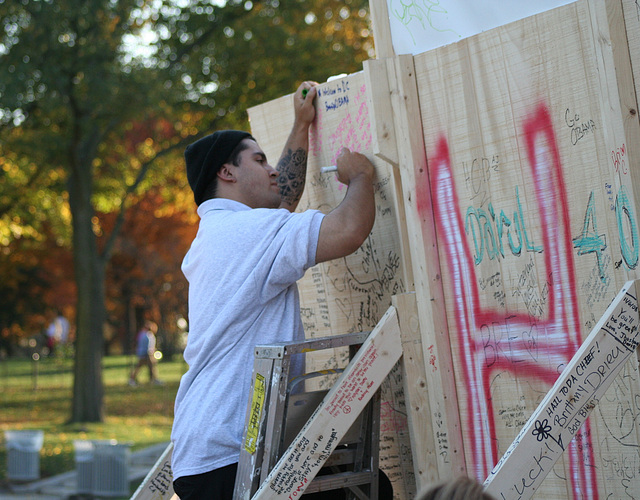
[233,331,383,500]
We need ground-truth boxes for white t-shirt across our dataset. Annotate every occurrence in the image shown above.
[171,198,324,480]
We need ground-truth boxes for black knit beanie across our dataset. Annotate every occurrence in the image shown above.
[185,130,253,205]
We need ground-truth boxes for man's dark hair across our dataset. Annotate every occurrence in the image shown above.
[184,130,253,205]
[200,138,253,201]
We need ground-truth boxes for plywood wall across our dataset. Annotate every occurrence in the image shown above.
[397,0,640,497]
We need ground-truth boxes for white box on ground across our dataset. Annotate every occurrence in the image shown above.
[4,429,44,482]
[91,440,132,497]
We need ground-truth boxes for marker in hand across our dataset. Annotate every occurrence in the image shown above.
[320,166,337,174]
[302,86,318,99]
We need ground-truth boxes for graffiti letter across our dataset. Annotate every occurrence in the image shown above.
[616,185,639,270]
[573,191,607,282]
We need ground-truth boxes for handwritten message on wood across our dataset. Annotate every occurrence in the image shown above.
[130,443,174,500]
[484,280,640,499]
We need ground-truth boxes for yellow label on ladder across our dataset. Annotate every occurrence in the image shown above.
[244,373,266,454]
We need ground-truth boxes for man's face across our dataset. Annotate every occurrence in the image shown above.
[231,139,281,209]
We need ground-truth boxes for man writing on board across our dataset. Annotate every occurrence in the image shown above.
[171,81,376,499]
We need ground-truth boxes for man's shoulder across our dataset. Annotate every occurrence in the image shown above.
[197,198,249,215]
[200,198,316,224]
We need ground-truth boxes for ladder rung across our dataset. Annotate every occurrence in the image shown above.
[254,331,370,358]
[305,470,377,493]
[324,448,357,467]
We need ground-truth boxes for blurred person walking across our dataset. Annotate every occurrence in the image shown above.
[46,310,70,356]
[129,321,162,386]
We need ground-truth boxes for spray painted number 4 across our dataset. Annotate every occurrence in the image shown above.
[573,185,639,281]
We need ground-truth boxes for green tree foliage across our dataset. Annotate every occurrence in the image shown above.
[0,0,372,422]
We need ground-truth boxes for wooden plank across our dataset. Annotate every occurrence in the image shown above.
[390,53,467,480]
[364,57,415,290]
[392,292,438,491]
[363,58,399,167]
[620,0,640,233]
[251,306,403,500]
[369,0,395,59]
[484,280,640,499]
[362,58,419,494]
[130,443,174,500]
[622,0,640,91]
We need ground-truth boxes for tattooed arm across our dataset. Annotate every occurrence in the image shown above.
[278,81,318,212]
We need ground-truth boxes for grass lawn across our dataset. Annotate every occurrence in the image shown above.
[0,353,186,485]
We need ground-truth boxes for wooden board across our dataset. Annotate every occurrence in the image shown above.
[248,72,413,498]
[484,279,640,499]
[406,0,640,497]
[621,0,640,229]
[369,0,395,58]
[130,443,174,500]
[393,292,437,492]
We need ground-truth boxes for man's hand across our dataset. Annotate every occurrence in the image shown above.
[335,147,375,186]
[293,81,318,128]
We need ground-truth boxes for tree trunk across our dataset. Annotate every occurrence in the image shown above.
[68,145,106,423]
[70,235,106,422]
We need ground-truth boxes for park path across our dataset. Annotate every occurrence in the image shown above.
[0,442,169,499]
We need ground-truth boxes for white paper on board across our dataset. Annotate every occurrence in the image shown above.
[387,0,577,55]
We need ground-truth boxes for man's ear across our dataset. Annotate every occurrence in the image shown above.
[217,163,236,183]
